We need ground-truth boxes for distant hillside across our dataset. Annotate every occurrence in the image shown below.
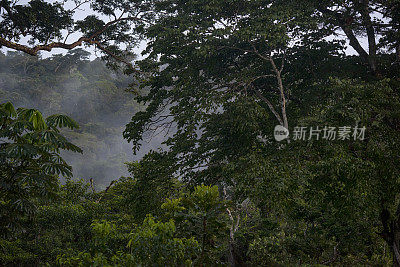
[0,49,160,188]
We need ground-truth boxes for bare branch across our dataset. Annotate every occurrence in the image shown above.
[96,180,116,203]
[67,0,90,12]
[268,57,288,130]
[253,88,284,126]
[0,16,146,72]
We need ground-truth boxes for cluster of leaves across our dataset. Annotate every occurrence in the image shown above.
[1,167,230,266]
[0,101,82,237]
[0,0,73,44]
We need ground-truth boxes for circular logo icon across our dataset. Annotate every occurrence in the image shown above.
[274,125,289,141]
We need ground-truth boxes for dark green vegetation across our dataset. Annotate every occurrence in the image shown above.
[1,0,400,266]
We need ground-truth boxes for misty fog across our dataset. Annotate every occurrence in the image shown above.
[0,50,167,189]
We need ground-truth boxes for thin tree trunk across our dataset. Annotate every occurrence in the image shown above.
[360,0,378,74]
[380,205,400,266]
[199,216,207,266]
[393,240,400,267]
[223,186,246,266]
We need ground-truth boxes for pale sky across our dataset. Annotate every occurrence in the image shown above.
[1,0,368,60]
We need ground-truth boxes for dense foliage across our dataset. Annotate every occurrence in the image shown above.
[1,0,400,266]
[0,50,149,187]
[0,102,81,259]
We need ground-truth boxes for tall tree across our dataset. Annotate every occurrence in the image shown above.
[123,0,400,263]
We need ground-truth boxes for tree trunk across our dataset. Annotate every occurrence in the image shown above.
[228,238,247,267]
[380,206,400,266]
[393,239,400,267]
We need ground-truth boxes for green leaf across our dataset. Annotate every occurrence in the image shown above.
[29,111,47,130]
[46,114,79,129]
[2,102,17,117]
